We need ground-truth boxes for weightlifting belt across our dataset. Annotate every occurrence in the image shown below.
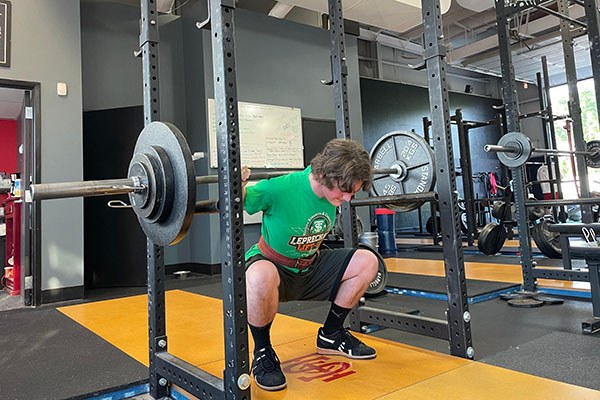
[258,236,317,270]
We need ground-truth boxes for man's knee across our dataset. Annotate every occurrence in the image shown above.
[352,249,379,280]
[246,261,280,289]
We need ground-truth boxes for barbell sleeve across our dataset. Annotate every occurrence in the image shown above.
[31,178,142,200]
[484,144,519,154]
[195,199,220,214]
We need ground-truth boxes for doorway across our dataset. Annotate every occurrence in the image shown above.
[0,79,41,308]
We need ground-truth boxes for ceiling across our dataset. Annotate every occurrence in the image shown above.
[0,88,25,120]
[236,0,595,86]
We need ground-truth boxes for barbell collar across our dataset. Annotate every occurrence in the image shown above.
[31,178,142,200]
[350,192,437,207]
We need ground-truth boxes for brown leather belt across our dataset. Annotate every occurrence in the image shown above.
[258,236,317,270]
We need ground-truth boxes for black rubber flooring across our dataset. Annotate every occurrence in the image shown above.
[386,272,518,296]
[0,306,147,400]
[482,331,600,390]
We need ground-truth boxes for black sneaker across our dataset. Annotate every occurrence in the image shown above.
[252,346,287,391]
[316,327,377,359]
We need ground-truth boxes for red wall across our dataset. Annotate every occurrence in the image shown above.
[0,119,17,203]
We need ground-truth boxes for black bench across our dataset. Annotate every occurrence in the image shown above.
[548,223,600,333]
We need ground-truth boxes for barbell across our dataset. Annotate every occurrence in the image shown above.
[30,122,432,246]
[485,131,600,168]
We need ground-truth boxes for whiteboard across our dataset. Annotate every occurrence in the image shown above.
[208,99,304,169]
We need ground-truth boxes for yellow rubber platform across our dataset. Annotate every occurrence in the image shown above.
[59,290,600,399]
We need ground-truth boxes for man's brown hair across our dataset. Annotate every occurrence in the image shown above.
[310,139,373,192]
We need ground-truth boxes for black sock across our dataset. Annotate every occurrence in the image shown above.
[322,303,351,335]
[249,322,273,353]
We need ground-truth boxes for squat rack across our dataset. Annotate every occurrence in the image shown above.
[495,0,600,293]
[141,0,473,399]
[347,0,473,358]
[142,0,250,398]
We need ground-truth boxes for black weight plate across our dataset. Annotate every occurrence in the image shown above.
[334,214,364,238]
[507,298,544,308]
[491,201,504,219]
[531,218,561,259]
[529,205,545,222]
[499,292,533,301]
[370,131,435,212]
[477,222,507,255]
[532,294,564,305]
[586,140,600,168]
[130,122,195,246]
[426,215,441,235]
[358,243,388,296]
[492,201,511,220]
[497,132,533,168]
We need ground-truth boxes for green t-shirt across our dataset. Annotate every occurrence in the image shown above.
[244,166,336,266]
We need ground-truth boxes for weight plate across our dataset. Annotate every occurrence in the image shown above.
[129,122,195,246]
[333,214,364,238]
[497,132,533,168]
[426,214,441,235]
[531,218,561,259]
[492,201,511,220]
[528,203,545,222]
[370,131,435,212]
[532,294,564,305]
[477,222,508,255]
[586,140,600,168]
[508,298,544,308]
[500,292,533,301]
[358,243,388,296]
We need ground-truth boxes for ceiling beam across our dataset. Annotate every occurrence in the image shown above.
[268,2,295,19]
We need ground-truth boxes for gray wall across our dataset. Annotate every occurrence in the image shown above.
[2,1,84,292]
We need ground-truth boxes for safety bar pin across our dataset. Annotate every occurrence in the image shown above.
[108,200,132,209]
[582,227,599,246]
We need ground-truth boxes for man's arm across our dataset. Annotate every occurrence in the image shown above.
[241,166,251,203]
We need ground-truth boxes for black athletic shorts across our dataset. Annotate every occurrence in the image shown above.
[246,248,357,303]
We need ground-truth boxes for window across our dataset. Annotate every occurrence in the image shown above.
[549,78,600,198]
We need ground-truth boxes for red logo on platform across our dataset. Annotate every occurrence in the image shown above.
[281,353,357,383]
